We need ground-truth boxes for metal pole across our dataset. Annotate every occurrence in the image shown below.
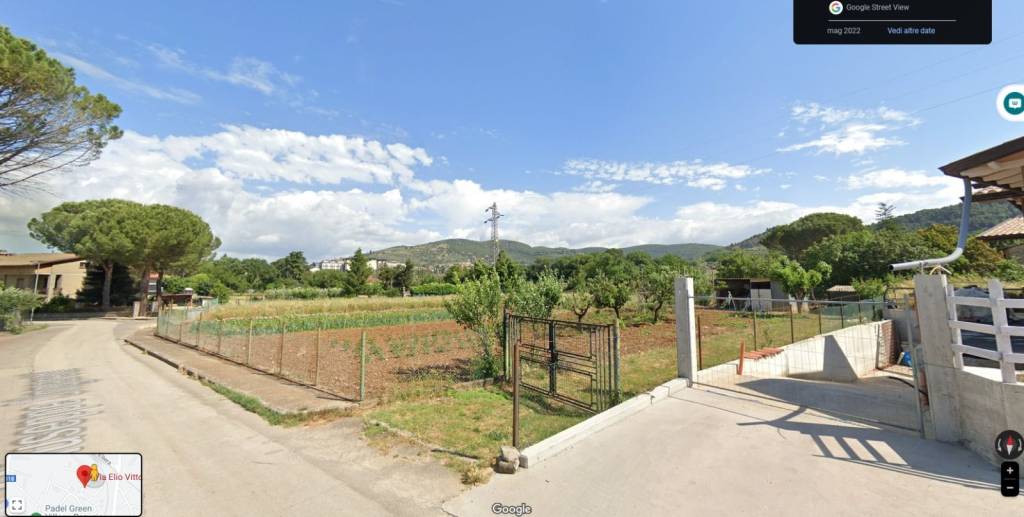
[217,318,223,356]
[751,305,758,350]
[612,318,621,401]
[840,303,845,329]
[696,314,704,371]
[502,309,510,380]
[818,303,823,335]
[278,317,284,375]
[360,330,367,401]
[29,261,40,322]
[548,321,558,395]
[789,309,795,344]
[314,319,321,387]
[512,342,521,449]
[197,311,203,349]
[903,294,926,438]
[858,302,864,324]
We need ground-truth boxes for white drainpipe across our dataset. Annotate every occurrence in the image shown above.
[890,178,972,272]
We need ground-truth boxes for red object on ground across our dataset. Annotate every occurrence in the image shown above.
[76,465,91,488]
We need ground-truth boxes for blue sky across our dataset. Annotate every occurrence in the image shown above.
[4,1,1024,259]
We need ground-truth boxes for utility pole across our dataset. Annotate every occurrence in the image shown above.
[484,202,503,265]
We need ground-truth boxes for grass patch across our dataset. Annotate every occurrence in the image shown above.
[201,380,350,427]
[621,346,677,397]
[368,386,587,461]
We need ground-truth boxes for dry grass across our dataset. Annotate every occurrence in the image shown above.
[208,296,450,319]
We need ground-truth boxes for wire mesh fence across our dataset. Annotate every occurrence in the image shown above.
[692,297,889,387]
[155,307,483,401]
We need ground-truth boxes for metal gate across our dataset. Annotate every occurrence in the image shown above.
[507,314,619,411]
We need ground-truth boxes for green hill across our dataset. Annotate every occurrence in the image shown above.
[878,201,1018,233]
[366,239,722,266]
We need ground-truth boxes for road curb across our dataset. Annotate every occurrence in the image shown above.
[519,377,689,468]
[124,335,324,416]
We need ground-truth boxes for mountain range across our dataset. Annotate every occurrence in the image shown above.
[364,201,1020,266]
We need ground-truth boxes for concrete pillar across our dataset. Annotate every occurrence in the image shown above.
[44,273,57,301]
[674,277,698,384]
[913,274,962,443]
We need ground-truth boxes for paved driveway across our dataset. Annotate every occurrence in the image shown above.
[445,386,1017,517]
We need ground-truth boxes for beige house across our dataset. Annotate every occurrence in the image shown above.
[0,252,88,301]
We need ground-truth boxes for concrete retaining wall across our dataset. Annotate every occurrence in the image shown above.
[954,367,1024,465]
[695,320,893,383]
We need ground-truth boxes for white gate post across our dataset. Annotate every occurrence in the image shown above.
[674,277,698,384]
[987,279,1019,384]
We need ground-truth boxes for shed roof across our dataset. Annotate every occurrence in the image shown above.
[941,136,1024,193]
[977,217,1024,241]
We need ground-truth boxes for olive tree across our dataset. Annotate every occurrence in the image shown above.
[443,273,504,378]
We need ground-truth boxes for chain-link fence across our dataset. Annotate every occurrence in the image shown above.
[694,297,885,369]
[156,307,483,401]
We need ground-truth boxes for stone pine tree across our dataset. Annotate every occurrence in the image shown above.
[28,199,143,310]
[134,204,220,302]
[0,26,122,191]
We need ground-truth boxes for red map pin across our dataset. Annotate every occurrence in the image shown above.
[76,465,92,488]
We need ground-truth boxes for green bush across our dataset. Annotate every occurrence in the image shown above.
[0,287,42,333]
[37,294,77,313]
[411,282,458,296]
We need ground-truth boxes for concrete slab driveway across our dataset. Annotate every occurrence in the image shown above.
[446,386,1017,517]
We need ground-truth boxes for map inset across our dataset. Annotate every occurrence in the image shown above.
[5,453,142,516]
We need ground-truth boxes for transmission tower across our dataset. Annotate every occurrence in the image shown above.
[484,202,503,265]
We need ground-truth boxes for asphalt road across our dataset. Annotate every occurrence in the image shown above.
[0,320,462,516]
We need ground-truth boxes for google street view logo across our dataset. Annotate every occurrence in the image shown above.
[998,85,1024,122]
[829,2,843,15]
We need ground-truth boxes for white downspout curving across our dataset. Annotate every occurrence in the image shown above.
[890,178,972,272]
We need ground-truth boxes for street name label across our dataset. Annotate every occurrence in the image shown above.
[794,1,992,44]
[5,453,142,516]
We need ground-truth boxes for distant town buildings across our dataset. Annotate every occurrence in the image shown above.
[311,257,402,273]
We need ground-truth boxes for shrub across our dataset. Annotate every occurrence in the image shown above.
[411,282,458,296]
[0,287,42,333]
[37,294,76,313]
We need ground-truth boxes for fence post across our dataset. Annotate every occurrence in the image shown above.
[217,318,223,356]
[987,279,1018,384]
[789,309,795,344]
[696,314,704,371]
[914,274,961,442]
[277,317,284,375]
[197,311,203,349]
[246,318,254,366]
[840,304,845,329]
[904,294,926,438]
[512,342,520,449]
[548,321,558,395]
[314,318,321,387]
[178,315,183,343]
[612,318,621,401]
[751,305,758,350]
[818,303,823,335]
[502,309,510,380]
[359,330,367,401]
[673,277,698,383]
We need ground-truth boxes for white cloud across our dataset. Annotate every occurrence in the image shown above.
[563,158,767,190]
[52,52,200,104]
[6,125,968,259]
[148,45,298,96]
[780,102,919,156]
[845,169,958,190]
